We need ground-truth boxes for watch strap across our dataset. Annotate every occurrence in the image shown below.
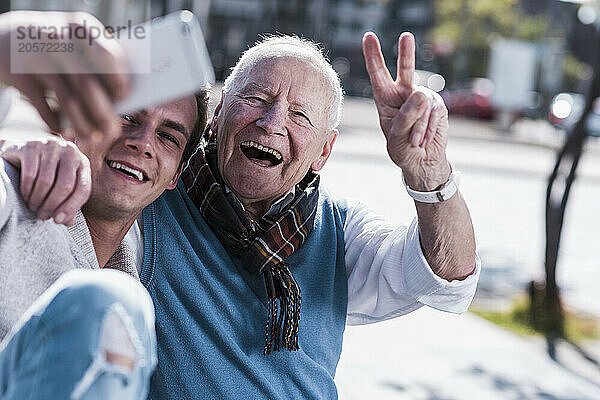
[402,171,459,203]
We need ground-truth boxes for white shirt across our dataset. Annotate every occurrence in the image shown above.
[125,197,480,326]
[343,199,480,325]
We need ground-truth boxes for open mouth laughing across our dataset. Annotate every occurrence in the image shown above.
[106,160,148,182]
[240,140,283,167]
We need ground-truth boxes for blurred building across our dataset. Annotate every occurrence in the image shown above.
[194,0,435,96]
[7,0,592,99]
[2,0,439,96]
[8,0,150,26]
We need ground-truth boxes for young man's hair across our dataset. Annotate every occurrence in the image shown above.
[180,89,209,168]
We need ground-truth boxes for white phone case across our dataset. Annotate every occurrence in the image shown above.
[115,10,214,113]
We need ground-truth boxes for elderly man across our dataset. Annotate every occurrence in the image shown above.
[136,34,479,399]
[0,11,208,399]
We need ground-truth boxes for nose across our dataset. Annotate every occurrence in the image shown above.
[255,102,287,136]
[124,123,154,158]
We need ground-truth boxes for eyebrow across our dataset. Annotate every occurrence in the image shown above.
[240,82,270,94]
[163,120,190,140]
[138,109,190,140]
[240,83,317,117]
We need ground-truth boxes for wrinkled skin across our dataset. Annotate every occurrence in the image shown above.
[213,56,338,218]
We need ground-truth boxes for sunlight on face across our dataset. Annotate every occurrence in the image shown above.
[214,56,336,215]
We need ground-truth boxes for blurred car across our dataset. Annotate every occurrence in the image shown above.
[442,78,495,120]
[548,92,600,137]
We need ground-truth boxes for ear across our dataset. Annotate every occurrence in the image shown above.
[211,90,224,133]
[310,129,338,172]
[166,164,184,190]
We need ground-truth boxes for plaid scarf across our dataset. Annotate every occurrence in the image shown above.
[181,134,320,354]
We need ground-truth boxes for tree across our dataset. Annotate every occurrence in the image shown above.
[430,0,548,82]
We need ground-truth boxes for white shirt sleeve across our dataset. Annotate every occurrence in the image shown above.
[344,199,481,326]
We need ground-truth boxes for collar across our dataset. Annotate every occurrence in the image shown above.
[67,210,100,270]
[224,185,296,218]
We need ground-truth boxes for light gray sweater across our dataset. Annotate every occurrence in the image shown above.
[0,159,99,340]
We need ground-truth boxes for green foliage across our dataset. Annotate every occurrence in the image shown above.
[515,15,550,42]
[563,54,591,91]
[471,299,538,337]
[471,296,600,344]
[430,0,549,78]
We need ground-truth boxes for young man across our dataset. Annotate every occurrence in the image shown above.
[0,11,208,399]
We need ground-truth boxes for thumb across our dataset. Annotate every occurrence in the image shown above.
[12,76,61,133]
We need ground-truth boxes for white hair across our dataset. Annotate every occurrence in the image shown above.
[222,35,344,130]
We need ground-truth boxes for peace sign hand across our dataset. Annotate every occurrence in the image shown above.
[362,32,451,191]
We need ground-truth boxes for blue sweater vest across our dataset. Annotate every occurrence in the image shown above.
[141,180,349,399]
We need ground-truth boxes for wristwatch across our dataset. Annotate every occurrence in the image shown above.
[401,171,460,203]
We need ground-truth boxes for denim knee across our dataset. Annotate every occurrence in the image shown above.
[0,269,157,400]
[47,269,154,322]
[41,269,157,361]
[44,270,157,399]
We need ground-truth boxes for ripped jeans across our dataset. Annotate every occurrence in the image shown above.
[0,269,157,400]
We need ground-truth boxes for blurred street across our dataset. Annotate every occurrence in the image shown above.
[323,96,600,399]
[325,96,600,317]
[335,307,600,400]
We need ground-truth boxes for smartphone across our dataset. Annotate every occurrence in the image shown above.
[115,10,214,113]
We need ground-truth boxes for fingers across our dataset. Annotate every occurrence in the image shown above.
[424,93,448,148]
[391,90,431,146]
[12,75,61,132]
[87,42,131,101]
[54,36,122,142]
[17,145,41,202]
[36,145,80,220]
[392,88,447,148]
[28,95,61,134]
[15,139,90,225]
[38,74,96,140]
[49,154,91,226]
[103,72,130,103]
[27,73,107,144]
[413,102,432,147]
[76,12,131,101]
[6,12,127,141]
[26,144,60,215]
[1,138,90,223]
[396,32,415,89]
[68,73,120,142]
[362,32,394,91]
[0,141,40,201]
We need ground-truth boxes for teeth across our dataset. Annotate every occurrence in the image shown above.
[108,161,144,181]
[242,141,282,161]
